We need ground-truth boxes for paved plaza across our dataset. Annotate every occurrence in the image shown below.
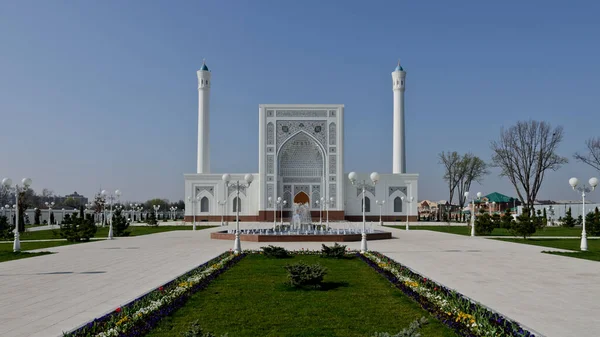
[1,224,598,337]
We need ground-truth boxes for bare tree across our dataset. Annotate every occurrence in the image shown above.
[574,137,600,172]
[490,120,568,213]
[438,151,461,205]
[455,154,490,209]
[0,186,11,207]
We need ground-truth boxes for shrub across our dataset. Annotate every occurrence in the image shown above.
[0,215,14,240]
[491,213,501,228]
[510,208,537,239]
[586,207,600,236]
[372,316,428,337]
[474,213,494,235]
[284,262,327,288]
[34,208,41,225]
[321,243,347,258]
[182,320,228,337]
[112,209,131,237]
[146,212,158,226]
[561,207,576,227]
[261,245,290,258]
[59,213,97,242]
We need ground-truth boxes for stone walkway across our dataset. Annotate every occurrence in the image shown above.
[0,225,598,337]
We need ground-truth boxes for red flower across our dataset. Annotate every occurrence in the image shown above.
[159,286,164,292]
[423,278,428,282]
[434,287,438,291]
[115,307,121,313]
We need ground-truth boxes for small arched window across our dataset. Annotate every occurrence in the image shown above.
[362,197,371,212]
[232,197,241,212]
[200,197,209,212]
[394,197,402,212]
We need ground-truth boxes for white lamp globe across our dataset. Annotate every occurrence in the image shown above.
[2,178,12,188]
[115,189,121,197]
[222,173,231,183]
[401,196,405,201]
[244,174,254,184]
[277,196,282,202]
[268,196,272,202]
[370,172,380,183]
[476,192,482,198]
[330,197,334,202]
[569,177,579,188]
[348,172,358,182]
[101,190,107,196]
[589,177,598,188]
[22,178,32,187]
[410,196,414,201]
[464,191,469,198]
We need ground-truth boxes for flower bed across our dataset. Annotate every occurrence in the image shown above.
[361,251,538,337]
[64,251,244,337]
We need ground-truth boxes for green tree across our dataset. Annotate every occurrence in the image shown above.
[112,209,131,237]
[500,208,514,229]
[63,197,79,208]
[562,207,576,228]
[146,211,158,226]
[576,214,583,227]
[585,207,600,236]
[34,208,41,224]
[491,212,502,228]
[510,208,538,239]
[474,213,494,235]
[59,212,97,242]
[0,215,13,240]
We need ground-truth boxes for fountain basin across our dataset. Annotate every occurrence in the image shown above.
[210,230,392,242]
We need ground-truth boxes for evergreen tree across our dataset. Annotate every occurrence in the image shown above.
[0,215,13,240]
[576,214,583,227]
[561,207,576,228]
[500,208,514,229]
[146,211,158,226]
[585,207,600,236]
[112,209,131,236]
[59,212,97,242]
[34,208,41,225]
[50,212,55,225]
[474,213,494,235]
[510,207,538,239]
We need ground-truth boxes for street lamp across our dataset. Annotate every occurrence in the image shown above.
[464,191,482,237]
[101,189,121,240]
[401,196,414,230]
[348,171,380,253]
[218,199,226,226]
[316,199,323,225]
[376,200,385,226]
[276,197,287,227]
[2,177,32,252]
[222,173,254,254]
[187,196,197,230]
[546,205,555,226]
[153,204,161,222]
[326,197,334,229]
[268,196,276,230]
[569,177,598,251]
[45,201,55,226]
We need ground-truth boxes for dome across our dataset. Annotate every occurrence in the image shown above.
[394,64,404,72]
[200,62,209,71]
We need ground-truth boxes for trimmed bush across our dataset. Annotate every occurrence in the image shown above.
[182,320,228,337]
[474,213,494,235]
[59,213,97,242]
[261,245,290,258]
[321,243,347,258]
[284,262,327,288]
[372,316,428,337]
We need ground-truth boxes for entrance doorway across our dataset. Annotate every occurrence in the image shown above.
[293,191,310,205]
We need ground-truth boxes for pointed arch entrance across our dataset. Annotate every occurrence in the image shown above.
[294,191,310,204]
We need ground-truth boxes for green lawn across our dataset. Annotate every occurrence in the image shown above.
[0,241,75,262]
[17,225,211,241]
[146,254,459,337]
[388,225,587,237]
[496,238,600,261]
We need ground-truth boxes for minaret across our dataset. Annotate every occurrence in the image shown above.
[197,60,211,173]
[392,60,406,174]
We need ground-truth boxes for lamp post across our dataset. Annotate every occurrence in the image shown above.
[2,177,32,252]
[348,171,379,253]
[376,200,385,226]
[276,197,287,227]
[326,197,334,230]
[222,173,253,254]
[268,196,276,230]
[569,177,598,251]
[547,205,555,226]
[153,204,160,223]
[401,196,414,230]
[5,205,12,225]
[45,201,55,227]
[464,191,482,237]
[316,199,322,225]
[101,189,121,240]
[188,196,197,230]
[491,201,496,215]
[218,200,226,226]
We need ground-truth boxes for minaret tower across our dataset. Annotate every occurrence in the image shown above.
[197,60,211,173]
[392,60,406,174]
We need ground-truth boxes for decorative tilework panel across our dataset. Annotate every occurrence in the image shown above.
[195,186,214,197]
[283,177,321,183]
[267,155,274,174]
[276,110,327,118]
[267,110,274,117]
[267,184,274,207]
[267,122,274,145]
[329,123,336,145]
[277,120,327,151]
[356,185,376,197]
[329,155,337,174]
[388,186,408,197]
[228,184,246,197]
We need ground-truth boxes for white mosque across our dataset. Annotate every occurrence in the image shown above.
[184,61,419,222]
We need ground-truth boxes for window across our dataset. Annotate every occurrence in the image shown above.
[394,197,402,212]
[200,197,209,212]
[362,197,371,212]
[232,197,241,212]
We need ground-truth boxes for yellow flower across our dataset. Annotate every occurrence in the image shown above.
[116,316,129,326]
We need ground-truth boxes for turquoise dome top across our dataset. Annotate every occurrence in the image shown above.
[394,64,404,72]
[200,62,209,71]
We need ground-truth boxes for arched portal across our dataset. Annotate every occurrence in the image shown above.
[294,191,310,204]
[278,132,324,178]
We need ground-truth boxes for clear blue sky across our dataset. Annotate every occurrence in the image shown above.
[1,1,599,203]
